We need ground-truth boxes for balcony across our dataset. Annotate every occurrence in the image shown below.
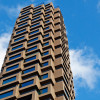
[28,35,43,47]
[0,86,19,100]
[22,63,41,79]
[6,51,25,65]
[42,48,55,61]
[11,34,28,46]
[2,61,23,76]
[41,58,55,72]
[40,70,55,86]
[0,73,21,87]
[13,26,30,38]
[9,42,27,55]
[43,40,54,51]
[19,9,33,18]
[19,76,40,93]
[39,84,55,100]
[24,52,42,65]
[29,27,43,38]
[30,21,44,31]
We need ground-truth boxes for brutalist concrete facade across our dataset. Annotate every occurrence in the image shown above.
[0,2,75,100]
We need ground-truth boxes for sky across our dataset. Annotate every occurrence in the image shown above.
[0,0,100,99]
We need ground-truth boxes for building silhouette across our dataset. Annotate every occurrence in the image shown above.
[0,2,75,100]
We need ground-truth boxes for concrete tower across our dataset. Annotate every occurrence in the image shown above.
[0,3,75,100]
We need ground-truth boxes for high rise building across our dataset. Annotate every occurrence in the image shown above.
[0,2,75,100]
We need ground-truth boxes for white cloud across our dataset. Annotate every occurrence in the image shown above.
[0,4,24,18]
[69,47,100,89]
[97,1,100,13]
[0,33,11,72]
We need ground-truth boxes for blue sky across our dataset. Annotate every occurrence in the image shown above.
[0,0,100,99]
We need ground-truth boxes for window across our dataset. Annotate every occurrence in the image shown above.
[64,88,69,98]
[33,11,41,15]
[34,6,41,10]
[43,51,49,56]
[3,76,16,85]
[0,85,16,92]
[14,36,24,42]
[42,62,48,67]
[45,20,49,23]
[27,46,37,52]
[30,30,39,35]
[44,42,49,46]
[21,11,29,15]
[23,6,30,10]
[12,44,23,51]
[6,64,19,72]
[46,9,50,12]
[20,16,28,21]
[18,22,27,27]
[25,56,36,62]
[41,74,48,80]
[0,90,13,99]
[31,23,39,28]
[39,88,48,95]
[20,80,34,88]
[44,34,49,38]
[26,51,38,57]
[16,29,26,34]
[23,67,35,74]
[9,54,21,60]
[45,14,50,17]
[44,27,49,30]
[32,17,40,21]
[28,37,38,43]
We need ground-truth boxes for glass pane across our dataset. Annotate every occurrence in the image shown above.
[9,54,21,60]
[34,6,41,10]
[41,88,48,94]
[30,30,39,35]
[25,56,36,62]
[44,27,49,30]
[21,11,29,15]
[3,76,16,85]
[45,20,49,23]
[18,22,27,27]
[20,16,28,21]
[32,17,40,21]
[20,80,34,88]
[31,23,39,28]
[44,34,49,38]
[44,42,49,46]
[45,14,50,17]
[16,29,26,34]
[12,44,23,51]
[27,46,37,52]
[14,36,24,42]
[43,62,48,67]
[28,37,38,43]
[0,90,13,99]
[6,64,19,72]
[23,67,35,74]
[33,11,41,15]
[43,51,49,56]
[41,74,48,79]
